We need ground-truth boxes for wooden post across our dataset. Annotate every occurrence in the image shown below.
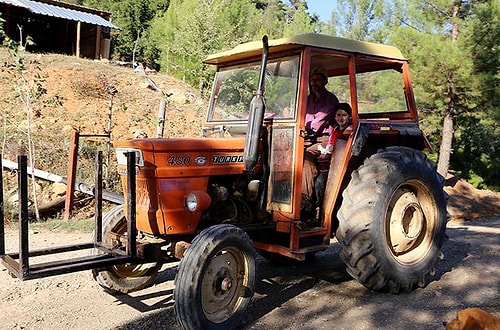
[156,99,166,138]
[76,21,81,58]
[64,131,79,221]
[95,25,102,59]
[94,151,103,243]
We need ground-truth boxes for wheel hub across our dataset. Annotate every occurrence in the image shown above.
[401,203,424,239]
[202,249,246,321]
[221,277,233,291]
[389,189,425,254]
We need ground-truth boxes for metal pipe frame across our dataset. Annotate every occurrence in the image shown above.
[0,152,141,280]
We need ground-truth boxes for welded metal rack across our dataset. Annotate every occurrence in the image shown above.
[0,152,139,280]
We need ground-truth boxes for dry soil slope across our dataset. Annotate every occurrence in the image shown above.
[0,50,206,156]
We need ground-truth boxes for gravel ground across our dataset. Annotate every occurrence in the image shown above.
[1,217,499,330]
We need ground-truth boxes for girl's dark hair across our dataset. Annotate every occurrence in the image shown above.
[335,102,352,116]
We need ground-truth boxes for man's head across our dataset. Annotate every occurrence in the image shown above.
[310,68,328,96]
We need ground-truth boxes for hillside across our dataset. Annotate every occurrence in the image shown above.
[0,49,208,219]
[0,50,206,142]
[0,49,499,222]
[0,49,206,185]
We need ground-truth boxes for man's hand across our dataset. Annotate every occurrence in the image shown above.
[302,127,317,143]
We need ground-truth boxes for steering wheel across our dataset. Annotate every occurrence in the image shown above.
[301,127,318,147]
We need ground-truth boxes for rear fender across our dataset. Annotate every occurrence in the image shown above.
[324,122,429,234]
[352,122,429,157]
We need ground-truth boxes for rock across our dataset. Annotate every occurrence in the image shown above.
[7,193,18,204]
[51,182,67,196]
[132,129,148,139]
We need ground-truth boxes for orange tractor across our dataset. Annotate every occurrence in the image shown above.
[1,34,447,330]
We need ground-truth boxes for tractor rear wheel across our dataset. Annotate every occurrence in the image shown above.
[336,147,447,293]
[92,205,163,293]
[174,224,255,330]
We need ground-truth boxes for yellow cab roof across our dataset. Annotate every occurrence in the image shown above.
[203,33,406,65]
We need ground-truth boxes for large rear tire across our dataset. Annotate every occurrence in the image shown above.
[92,205,163,293]
[336,147,447,293]
[174,224,255,330]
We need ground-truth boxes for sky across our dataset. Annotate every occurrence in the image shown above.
[306,0,337,22]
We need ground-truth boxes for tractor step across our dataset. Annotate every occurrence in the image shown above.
[253,241,328,261]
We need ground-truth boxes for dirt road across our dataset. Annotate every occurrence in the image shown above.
[1,217,499,330]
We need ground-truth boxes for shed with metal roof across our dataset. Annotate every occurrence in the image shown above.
[0,0,118,59]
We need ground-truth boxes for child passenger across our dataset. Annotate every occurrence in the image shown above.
[314,103,352,218]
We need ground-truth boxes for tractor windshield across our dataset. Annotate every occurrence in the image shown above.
[206,55,300,123]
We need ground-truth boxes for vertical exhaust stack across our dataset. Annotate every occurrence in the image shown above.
[244,35,269,173]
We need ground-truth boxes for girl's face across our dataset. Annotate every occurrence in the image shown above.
[335,109,351,129]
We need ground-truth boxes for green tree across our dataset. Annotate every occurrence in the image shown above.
[331,0,387,41]
[451,0,500,189]
[254,0,289,38]
[149,0,311,89]
[82,0,169,66]
[282,1,317,36]
[388,0,499,189]
[0,14,5,40]
[149,0,261,88]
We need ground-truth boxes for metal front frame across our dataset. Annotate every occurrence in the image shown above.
[0,153,147,280]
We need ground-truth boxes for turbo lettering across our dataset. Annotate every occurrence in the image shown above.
[212,155,244,164]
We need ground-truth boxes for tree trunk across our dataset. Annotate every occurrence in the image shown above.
[451,2,461,42]
[436,1,461,179]
[437,112,454,178]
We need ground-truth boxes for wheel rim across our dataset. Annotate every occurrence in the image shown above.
[107,217,158,279]
[386,180,437,265]
[112,263,158,278]
[201,246,249,323]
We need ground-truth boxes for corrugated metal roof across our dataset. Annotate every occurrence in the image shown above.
[0,0,118,29]
[0,0,28,7]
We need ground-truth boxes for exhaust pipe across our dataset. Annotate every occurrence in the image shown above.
[243,35,269,173]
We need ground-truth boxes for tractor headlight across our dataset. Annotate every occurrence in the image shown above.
[116,148,144,167]
[185,191,212,212]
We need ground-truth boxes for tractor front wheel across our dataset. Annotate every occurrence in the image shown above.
[174,224,255,330]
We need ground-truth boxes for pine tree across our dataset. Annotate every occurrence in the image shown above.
[388,0,480,179]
